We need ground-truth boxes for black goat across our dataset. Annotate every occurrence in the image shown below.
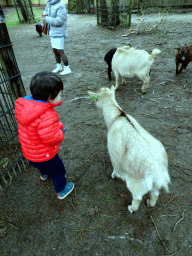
[35,24,42,37]
[104,48,117,80]
[175,42,192,74]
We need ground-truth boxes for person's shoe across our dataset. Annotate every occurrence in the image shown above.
[57,182,74,199]
[60,66,72,75]
[52,64,62,73]
[40,175,48,181]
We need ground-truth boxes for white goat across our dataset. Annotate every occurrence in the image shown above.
[112,46,161,93]
[88,86,170,213]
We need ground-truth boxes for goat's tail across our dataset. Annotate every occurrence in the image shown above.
[149,48,161,61]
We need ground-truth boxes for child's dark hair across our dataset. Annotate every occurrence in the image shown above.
[30,71,63,101]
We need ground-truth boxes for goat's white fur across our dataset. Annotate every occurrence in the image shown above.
[88,86,170,213]
[112,46,161,93]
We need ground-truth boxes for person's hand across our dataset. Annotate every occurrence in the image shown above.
[41,13,47,21]
[62,128,67,133]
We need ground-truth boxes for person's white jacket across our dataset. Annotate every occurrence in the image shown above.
[44,0,68,38]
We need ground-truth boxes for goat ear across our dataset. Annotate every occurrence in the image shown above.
[87,90,98,100]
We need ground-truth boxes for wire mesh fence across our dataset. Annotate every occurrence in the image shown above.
[0,5,26,193]
[97,3,129,28]
[96,0,192,28]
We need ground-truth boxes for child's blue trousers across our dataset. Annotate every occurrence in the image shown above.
[29,154,66,193]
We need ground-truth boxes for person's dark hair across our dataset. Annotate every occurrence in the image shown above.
[30,71,63,101]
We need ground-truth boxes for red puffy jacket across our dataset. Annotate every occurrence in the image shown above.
[15,96,64,162]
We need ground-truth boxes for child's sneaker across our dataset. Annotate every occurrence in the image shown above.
[57,182,74,199]
[40,175,48,181]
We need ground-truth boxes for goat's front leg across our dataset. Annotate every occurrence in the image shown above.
[108,64,112,80]
[176,63,179,75]
[110,155,120,179]
[122,77,126,84]
[183,61,189,69]
[111,170,117,179]
[114,71,120,90]
[128,197,142,214]
[178,63,185,74]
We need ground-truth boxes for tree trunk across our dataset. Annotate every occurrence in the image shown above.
[16,0,28,22]
[128,0,134,27]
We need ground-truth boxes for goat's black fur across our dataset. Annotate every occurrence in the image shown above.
[104,48,117,80]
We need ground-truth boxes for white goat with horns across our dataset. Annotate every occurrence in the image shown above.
[88,86,170,213]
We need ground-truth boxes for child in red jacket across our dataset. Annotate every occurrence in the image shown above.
[15,71,74,199]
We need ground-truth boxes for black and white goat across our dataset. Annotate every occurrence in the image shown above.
[112,46,161,93]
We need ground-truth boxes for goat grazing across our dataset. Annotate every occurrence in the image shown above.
[35,24,42,37]
[112,46,161,93]
[104,48,117,80]
[88,86,170,214]
[175,42,192,75]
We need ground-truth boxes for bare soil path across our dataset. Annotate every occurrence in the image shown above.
[1,7,192,255]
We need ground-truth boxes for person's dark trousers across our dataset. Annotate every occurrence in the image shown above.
[29,154,66,193]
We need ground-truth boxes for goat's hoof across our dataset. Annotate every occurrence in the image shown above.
[141,89,146,94]
[111,172,116,179]
[147,199,151,207]
[128,205,133,214]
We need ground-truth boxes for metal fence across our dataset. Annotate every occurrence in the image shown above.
[0,5,26,193]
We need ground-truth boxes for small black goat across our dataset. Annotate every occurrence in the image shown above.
[104,48,117,80]
[175,42,192,74]
[35,24,42,37]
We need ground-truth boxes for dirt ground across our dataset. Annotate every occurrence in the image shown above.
[1,7,192,256]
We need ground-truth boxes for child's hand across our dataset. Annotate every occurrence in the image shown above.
[62,128,67,133]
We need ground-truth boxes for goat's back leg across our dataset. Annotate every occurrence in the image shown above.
[138,74,150,93]
[147,188,160,207]
[141,80,150,93]
[128,197,142,214]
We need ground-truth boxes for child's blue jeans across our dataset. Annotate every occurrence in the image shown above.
[28,154,66,193]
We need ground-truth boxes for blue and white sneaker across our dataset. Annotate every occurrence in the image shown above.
[57,182,74,200]
[40,175,48,181]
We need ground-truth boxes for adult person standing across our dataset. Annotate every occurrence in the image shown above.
[43,0,71,75]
